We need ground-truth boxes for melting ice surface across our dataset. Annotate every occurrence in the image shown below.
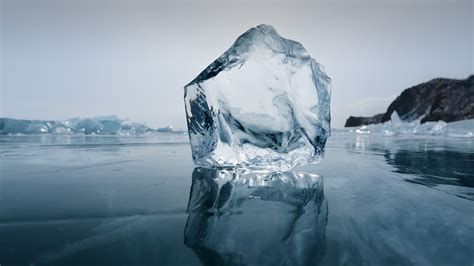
[184,24,331,171]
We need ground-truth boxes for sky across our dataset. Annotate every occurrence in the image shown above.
[1,0,473,128]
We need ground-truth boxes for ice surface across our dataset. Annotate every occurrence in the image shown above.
[0,116,184,135]
[1,135,473,265]
[339,118,474,138]
[184,168,327,266]
[157,126,186,134]
[184,24,331,170]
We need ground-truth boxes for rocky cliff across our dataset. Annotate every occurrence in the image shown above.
[344,113,384,127]
[345,75,474,127]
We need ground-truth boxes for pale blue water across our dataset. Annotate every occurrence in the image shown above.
[0,134,473,266]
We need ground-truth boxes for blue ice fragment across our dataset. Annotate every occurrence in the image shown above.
[184,24,331,170]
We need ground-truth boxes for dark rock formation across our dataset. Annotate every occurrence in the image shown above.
[344,113,384,127]
[345,75,474,127]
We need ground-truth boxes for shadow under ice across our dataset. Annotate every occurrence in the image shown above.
[184,167,328,266]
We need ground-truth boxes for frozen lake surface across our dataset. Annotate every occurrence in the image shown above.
[0,134,473,266]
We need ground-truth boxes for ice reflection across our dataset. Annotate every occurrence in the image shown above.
[184,167,327,266]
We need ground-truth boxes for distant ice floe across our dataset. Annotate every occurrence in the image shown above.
[0,116,186,135]
[2,115,472,138]
[338,118,474,138]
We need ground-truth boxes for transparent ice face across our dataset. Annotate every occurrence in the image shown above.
[184,24,331,170]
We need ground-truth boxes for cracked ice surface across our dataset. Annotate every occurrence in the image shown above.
[184,24,331,170]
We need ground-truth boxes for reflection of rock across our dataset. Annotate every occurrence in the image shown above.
[184,167,327,266]
[384,148,474,199]
[344,136,474,200]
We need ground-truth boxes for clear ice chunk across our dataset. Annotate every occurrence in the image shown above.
[184,167,327,266]
[184,24,331,170]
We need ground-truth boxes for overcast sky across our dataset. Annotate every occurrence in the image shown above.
[1,0,473,128]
